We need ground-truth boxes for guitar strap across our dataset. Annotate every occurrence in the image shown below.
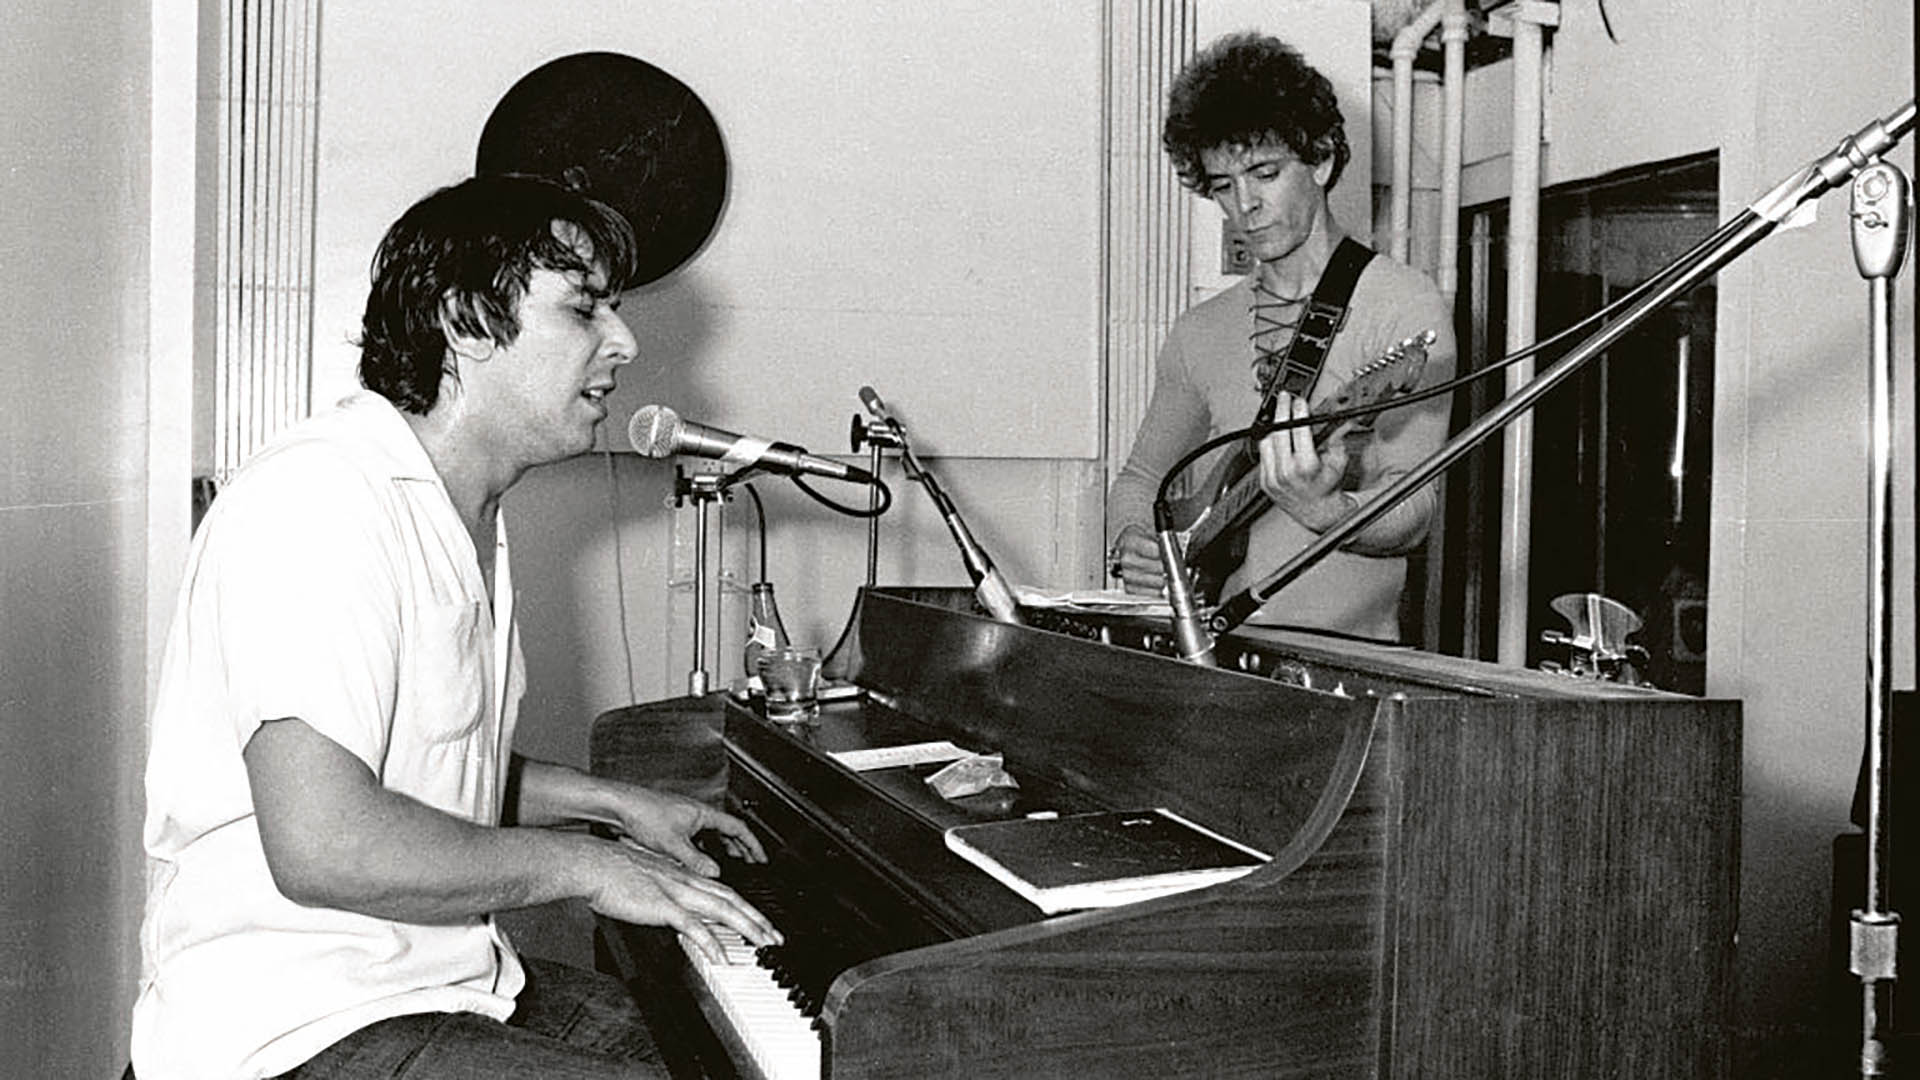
[1253,237,1376,426]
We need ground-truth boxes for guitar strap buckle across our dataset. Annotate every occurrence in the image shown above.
[1290,297,1351,361]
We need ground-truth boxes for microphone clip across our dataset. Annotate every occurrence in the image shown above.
[849,414,906,453]
[672,463,736,506]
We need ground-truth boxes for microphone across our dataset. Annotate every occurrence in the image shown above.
[858,385,1022,625]
[628,405,875,483]
[1153,501,1217,666]
[858,385,899,430]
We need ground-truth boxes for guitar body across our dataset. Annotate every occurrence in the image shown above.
[1178,443,1259,603]
[1174,330,1436,604]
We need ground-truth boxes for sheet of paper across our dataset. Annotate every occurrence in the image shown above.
[1013,586,1172,617]
[829,740,974,772]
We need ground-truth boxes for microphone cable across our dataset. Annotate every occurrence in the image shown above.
[742,481,769,581]
[787,472,893,518]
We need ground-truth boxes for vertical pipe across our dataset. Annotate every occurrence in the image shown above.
[1422,0,1471,648]
[1389,54,1415,264]
[1389,3,1445,265]
[1437,2,1469,301]
[1497,14,1546,666]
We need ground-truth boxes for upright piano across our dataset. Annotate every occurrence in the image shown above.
[591,587,1739,1079]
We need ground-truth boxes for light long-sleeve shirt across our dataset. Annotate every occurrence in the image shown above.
[1109,257,1456,641]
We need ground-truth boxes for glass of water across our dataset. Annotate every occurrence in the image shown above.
[759,645,822,723]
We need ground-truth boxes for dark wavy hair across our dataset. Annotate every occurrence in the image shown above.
[1162,32,1351,195]
[357,174,640,414]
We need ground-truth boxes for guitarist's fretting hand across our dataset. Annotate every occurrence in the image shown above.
[1110,389,1366,599]
[1255,390,1362,533]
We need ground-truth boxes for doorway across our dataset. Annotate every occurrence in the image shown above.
[1437,152,1719,694]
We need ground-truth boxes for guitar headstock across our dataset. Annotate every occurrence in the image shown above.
[1318,329,1437,417]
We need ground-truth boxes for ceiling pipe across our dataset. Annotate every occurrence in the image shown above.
[1388,2,1448,265]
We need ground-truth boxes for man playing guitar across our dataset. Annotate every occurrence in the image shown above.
[1107,31,1457,643]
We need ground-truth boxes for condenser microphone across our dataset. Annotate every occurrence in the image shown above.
[855,383,1022,625]
[858,385,898,427]
[628,405,876,483]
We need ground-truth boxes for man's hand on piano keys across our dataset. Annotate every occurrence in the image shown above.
[599,783,769,877]
[580,838,785,966]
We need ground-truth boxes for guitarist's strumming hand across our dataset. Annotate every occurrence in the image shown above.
[1257,390,1361,534]
[1109,523,1166,596]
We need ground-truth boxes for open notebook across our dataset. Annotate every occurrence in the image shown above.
[943,807,1269,915]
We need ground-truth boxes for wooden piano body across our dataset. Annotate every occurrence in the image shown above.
[590,587,1739,1079]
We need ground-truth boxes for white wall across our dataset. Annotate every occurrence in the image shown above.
[311,0,1104,460]
[0,3,157,1075]
[311,2,1111,764]
[1453,0,1916,1063]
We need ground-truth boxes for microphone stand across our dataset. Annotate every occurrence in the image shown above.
[1172,101,1916,654]
[1848,153,1912,1080]
[859,387,1022,625]
[850,415,904,586]
[671,462,770,697]
[671,465,730,697]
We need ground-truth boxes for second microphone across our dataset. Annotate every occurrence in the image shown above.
[628,404,877,483]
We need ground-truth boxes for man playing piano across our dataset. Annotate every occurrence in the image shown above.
[1107,32,1457,643]
[132,175,781,1080]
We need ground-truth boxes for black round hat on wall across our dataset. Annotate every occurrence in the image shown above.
[477,51,728,288]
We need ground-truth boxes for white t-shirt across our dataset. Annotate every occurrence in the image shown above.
[133,392,528,1080]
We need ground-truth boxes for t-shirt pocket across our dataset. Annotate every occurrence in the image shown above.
[400,599,489,746]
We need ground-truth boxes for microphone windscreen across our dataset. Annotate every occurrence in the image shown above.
[628,405,681,458]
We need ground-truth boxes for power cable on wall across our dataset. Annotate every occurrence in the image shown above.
[602,447,638,705]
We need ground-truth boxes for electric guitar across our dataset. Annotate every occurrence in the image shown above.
[1175,329,1436,603]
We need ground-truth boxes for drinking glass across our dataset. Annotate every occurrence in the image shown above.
[760,645,822,723]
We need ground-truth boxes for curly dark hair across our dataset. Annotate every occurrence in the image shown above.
[1162,32,1350,195]
[357,174,640,414]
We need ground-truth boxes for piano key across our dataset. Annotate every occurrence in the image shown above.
[680,924,822,1080]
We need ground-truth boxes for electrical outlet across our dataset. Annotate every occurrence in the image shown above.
[1220,224,1254,276]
